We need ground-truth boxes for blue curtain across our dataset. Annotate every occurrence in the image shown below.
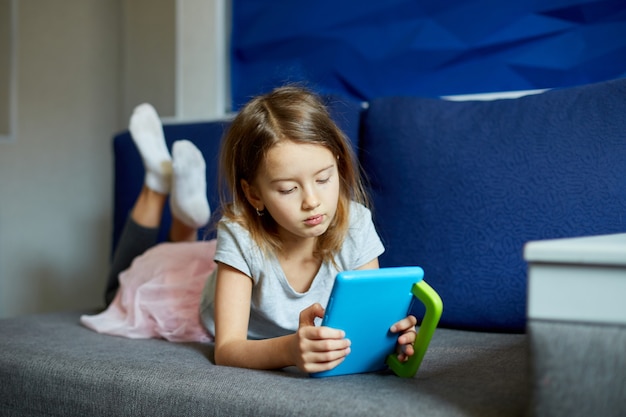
[231,0,626,109]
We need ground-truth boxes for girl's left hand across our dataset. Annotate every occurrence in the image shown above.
[390,315,418,362]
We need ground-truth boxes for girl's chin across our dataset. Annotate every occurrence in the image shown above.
[279,224,330,241]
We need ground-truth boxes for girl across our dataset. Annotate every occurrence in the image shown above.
[83,86,417,373]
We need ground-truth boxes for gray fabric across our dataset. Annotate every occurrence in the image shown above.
[0,312,528,417]
[528,319,626,417]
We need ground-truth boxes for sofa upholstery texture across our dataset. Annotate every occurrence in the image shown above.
[0,312,527,417]
[1,78,625,417]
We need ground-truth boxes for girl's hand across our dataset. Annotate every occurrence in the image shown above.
[390,315,418,362]
[291,303,351,373]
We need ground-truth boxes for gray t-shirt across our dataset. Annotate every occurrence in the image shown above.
[200,201,384,340]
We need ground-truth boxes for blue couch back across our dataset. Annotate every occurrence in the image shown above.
[112,78,626,333]
[361,78,626,332]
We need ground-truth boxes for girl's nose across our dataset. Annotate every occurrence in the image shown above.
[302,190,320,210]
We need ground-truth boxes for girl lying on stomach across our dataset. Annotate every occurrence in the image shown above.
[82,86,417,373]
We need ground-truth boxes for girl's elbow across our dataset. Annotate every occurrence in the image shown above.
[213,345,229,366]
[214,342,241,367]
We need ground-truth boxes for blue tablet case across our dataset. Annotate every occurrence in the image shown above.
[310,266,442,378]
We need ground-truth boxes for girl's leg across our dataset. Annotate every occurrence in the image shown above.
[129,103,172,194]
[168,139,211,242]
[105,187,168,305]
[105,214,160,305]
[105,104,172,305]
[169,217,198,243]
[131,186,168,228]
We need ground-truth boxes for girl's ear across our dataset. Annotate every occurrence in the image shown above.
[241,179,264,211]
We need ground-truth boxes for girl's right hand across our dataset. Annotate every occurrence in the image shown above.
[291,303,351,373]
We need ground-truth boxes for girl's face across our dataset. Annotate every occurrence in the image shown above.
[244,141,340,243]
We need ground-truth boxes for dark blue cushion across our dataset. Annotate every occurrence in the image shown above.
[360,78,626,332]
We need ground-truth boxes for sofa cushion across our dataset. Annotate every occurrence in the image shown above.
[360,78,626,332]
[0,312,529,417]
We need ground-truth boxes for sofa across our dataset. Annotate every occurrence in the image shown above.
[1,78,625,417]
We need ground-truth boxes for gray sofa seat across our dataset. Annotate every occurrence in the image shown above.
[0,311,528,417]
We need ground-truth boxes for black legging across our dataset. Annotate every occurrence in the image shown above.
[104,219,159,306]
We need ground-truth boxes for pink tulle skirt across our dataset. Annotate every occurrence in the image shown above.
[80,240,217,343]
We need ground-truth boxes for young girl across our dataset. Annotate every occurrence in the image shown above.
[82,86,417,373]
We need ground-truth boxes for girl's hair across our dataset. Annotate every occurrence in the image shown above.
[218,85,369,264]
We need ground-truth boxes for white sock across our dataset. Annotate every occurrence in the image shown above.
[129,103,172,194]
[170,140,211,228]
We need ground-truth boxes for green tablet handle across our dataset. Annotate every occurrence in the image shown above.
[386,280,443,378]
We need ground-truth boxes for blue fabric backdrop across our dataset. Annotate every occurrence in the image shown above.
[231,0,626,109]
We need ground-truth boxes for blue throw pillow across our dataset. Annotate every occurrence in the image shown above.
[360,78,626,332]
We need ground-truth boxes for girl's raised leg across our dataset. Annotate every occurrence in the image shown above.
[105,104,172,304]
[168,139,211,242]
[129,103,172,194]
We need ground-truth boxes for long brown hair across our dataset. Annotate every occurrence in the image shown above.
[218,85,368,264]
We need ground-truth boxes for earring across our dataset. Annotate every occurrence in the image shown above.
[256,207,265,217]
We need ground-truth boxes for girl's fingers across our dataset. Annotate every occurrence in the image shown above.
[310,345,351,363]
[301,332,351,353]
[304,355,348,373]
[301,323,346,341]
[398,328,417,345]
[298,303,325,327]
[390,315,418,361]
[303,345,351,369]
[390,315,418,333]
[297,340,351,373]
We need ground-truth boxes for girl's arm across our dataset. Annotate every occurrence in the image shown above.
[213,263,351,372]
[355,258,379,271]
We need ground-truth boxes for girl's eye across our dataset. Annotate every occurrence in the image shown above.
[317,177,331,184]
[279,187,296,195]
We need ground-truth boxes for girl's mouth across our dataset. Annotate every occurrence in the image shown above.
[304,214,324,226]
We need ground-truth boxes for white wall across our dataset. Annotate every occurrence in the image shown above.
[0,0,227,318]
[0,1,121,317]
[121,0,229,122]
[122,0,176,119]
[0,0,13,139]
[175,0,230,120]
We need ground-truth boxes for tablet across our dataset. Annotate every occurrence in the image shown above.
[310,266,442,378]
